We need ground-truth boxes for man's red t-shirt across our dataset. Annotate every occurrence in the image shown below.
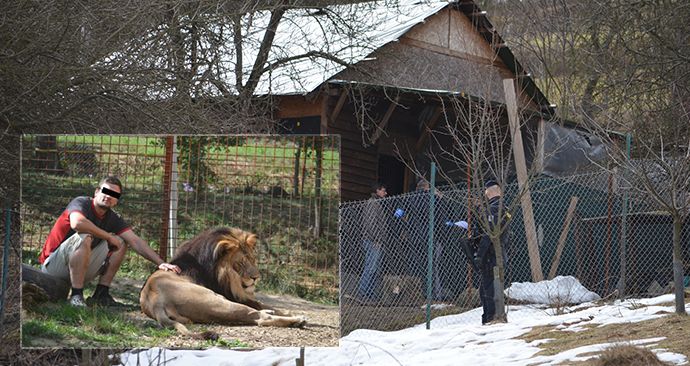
[39,196,131,264]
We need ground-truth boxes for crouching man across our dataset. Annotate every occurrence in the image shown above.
[38,175,180,307]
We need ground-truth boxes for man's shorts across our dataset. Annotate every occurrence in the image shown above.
[41,233,110,283]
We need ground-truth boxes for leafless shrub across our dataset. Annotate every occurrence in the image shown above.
[592,345,670,366]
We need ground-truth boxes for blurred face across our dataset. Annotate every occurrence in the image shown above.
[94,182,121,210]
[376,186,387,198]
[484,185,501,199]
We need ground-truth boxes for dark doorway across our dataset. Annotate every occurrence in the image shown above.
[278,116,321,134]
[378,154,405,196]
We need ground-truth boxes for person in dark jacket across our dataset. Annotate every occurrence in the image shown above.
[356,182,389,302]
[471,179,511,324]
[401,178,453,300]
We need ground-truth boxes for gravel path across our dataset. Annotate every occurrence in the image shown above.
[157,292,340,348]
[113,277,340,349]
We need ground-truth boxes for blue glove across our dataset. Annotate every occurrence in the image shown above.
[455,220,469,229]
[445,221,454,226]
[394,208,405,218]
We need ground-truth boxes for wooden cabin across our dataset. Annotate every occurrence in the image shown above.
[270,1,583,202]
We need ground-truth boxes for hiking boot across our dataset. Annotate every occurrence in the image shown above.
[69,294,87,307]
[484,319,505,326]
[86,293,126,307]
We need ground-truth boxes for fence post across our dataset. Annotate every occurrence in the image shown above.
[168,137,179,259]
[425,162,436,330]
[158,136,175,261]
[617,133,632,298]
[503,78,543,282]
[0,204,11,333]
[313,137,323,239]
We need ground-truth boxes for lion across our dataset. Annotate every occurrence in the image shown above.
[140,227,306,335]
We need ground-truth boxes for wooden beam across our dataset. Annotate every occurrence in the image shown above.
[400,37,506,68]
[549,196,579,280]
[415,106,443,152]
[276,95,322,119]
[329,90,348,127]
[404,166,413,193]
[535,118,546,174]
[370,96,399,144]
[504,78,544,282]
[320,94,328,134]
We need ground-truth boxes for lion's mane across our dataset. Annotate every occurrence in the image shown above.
[169,227,260,307]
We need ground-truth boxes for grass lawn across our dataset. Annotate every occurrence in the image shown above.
[21,275,250,349]
[520,302,690,364]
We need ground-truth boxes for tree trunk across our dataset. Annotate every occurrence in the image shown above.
[492,236,507,322]
[672,215,687,315]
[22,264,69,301]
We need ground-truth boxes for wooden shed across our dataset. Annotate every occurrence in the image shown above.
[272,0,558,202]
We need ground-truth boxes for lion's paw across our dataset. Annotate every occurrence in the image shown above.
[290,316,307,328]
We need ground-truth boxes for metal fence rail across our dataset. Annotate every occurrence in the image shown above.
[339,171,690,335]
[21,135,340,301]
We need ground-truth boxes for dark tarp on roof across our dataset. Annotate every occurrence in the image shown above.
[543,123,608,177]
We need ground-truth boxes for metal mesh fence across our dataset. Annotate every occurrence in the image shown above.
[1,204,20,339]
[339,171,690,335]
[21,135,340,302]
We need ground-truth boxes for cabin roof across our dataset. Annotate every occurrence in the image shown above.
[249,0,552,114]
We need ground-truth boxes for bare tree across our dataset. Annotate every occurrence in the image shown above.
[1,1,395,135]
[586,3,689,315]
[493,0,689,314]
[391,69,554,323]
[0,0,407,358]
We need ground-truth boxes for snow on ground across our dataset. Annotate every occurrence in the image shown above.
[119,278,689,366]
[506,276,601,305]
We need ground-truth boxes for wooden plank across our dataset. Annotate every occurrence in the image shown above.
[341,150,378,164]
[341,186,372,200]
[504,78,544,282]
[329,90,348,128]
[404,7,450,47]
[370,96,399,144]
[275,95,322,119]
[320,91,329,133]
[415,106,443,152]
[331,129,368,143]
[548,196,579,280]
[535,118,545,174]
[341,165,377,180]
[400,37,505,69]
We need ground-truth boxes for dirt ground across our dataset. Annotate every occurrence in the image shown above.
[147,292,340,348]
[115,278,340,349]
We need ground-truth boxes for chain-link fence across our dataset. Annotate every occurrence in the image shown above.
[339,170,690,335]
[21,135,340,302]
[0,200,20,355]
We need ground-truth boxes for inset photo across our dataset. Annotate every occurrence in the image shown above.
[20,135,340,348]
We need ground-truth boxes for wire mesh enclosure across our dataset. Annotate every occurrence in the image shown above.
[21,135,340,302]
[339,171,690,335]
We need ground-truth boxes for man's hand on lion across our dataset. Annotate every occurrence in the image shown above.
[158,262,181,273]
